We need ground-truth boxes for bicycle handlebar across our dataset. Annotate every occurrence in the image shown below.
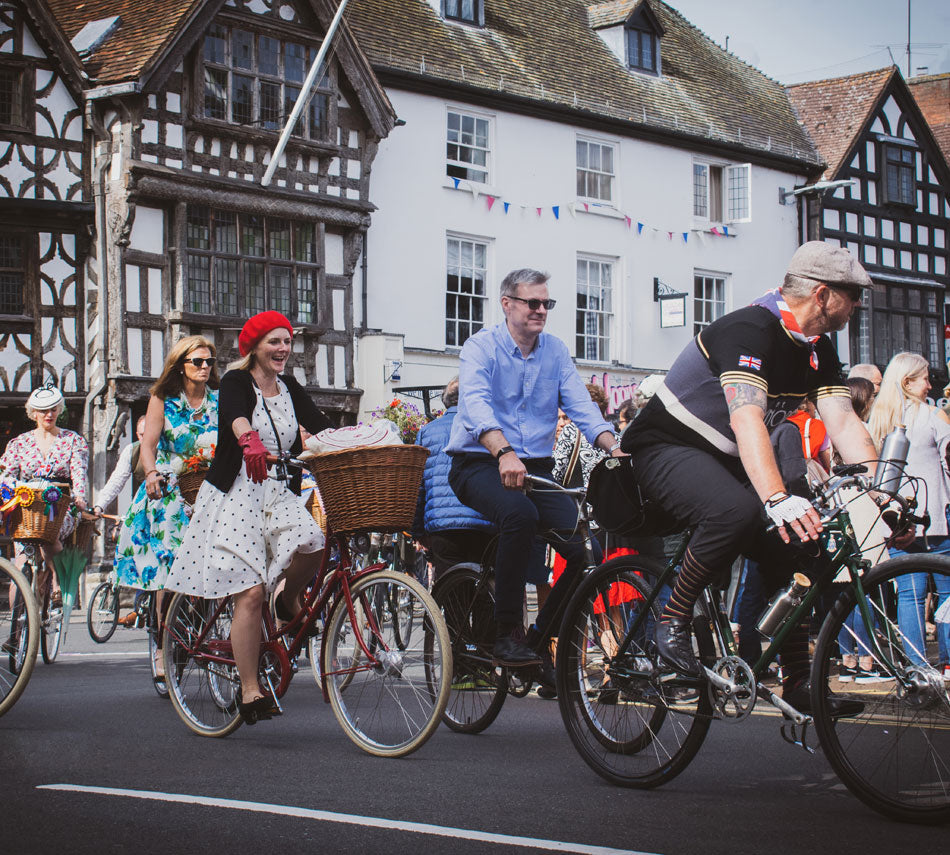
[522,473,587,502]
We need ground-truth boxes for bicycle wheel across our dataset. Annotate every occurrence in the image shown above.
[812,553,950,824]
[427,563,506,733]
[323,569,451,757]
[163,593,242,737]
[390,580,414,650]
[557,555,713,788]
[86,581,119,643]
[40,586,63,664]
[0,559,39,716]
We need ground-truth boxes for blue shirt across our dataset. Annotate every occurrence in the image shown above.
[445,322,613,458]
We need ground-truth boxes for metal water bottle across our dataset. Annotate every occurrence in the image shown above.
[757,573,811,637]
[872,424,910,495]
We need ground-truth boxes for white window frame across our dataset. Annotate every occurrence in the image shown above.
[693,160,751,223]
[576,136,617,204]
[445,232,490,348]
[446,107,492,186]
[576,254,615,363]
[693,271,728,336]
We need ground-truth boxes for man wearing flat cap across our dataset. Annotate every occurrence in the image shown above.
[622,241,879,714]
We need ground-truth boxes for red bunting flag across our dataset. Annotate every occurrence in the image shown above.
[537,207,542,217]
[486,196,496,211]
[624,216,632,228]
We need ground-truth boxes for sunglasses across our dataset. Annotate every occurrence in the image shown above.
[507,295,557,311]
[184,357,216,368]
[828,283,862,302]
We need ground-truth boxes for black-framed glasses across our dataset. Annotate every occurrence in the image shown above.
[506,295,557,311]
[184,357,216,368]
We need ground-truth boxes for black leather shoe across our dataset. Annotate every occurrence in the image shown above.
[655,618,702,678]
[493,633,542,667]
[782,681,865,718]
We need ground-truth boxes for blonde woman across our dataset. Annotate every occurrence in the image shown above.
[868,352,950,671]
[115,336,219,610]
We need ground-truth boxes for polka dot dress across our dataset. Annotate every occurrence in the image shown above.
[165,380,324,598]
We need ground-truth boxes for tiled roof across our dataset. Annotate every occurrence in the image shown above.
[45,0,204,85]
[908,73,950,169]
[345,0,820,166]
[786,67,894,181]
[587,0,644,29]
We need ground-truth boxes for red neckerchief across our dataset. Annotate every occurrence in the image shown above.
[752,289,819,370]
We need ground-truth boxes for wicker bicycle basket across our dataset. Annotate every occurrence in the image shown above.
[304,489,327,534]
[306,445,429,534]
[70,515,100,551]
[177,468,208,505]
[9,485,71,544]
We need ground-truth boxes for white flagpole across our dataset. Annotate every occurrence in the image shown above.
[261,0,350,187]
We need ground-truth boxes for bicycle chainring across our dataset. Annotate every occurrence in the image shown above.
[707,655,756,721]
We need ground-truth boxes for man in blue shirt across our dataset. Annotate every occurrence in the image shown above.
[446,268,622,667]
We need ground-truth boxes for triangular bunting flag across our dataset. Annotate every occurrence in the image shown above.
[710,226,720,235]
[537,207,543,217]
[682,232,689,243]
[568,203,577,218]
[637,222,644,235]
[723,226,730,236]
[552,206,559,220]
[503,202,510,214]
[452,177,461,189]
[625,216,632,229]
[668,232,673,241]
[486,196,496,211]
[583,203,589,212]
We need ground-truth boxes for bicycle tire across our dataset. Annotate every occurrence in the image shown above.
[556,554,713,788]
[86,581,119,643]
[427,563,506,734]
[0,558,39,716]
[40,586,62,664]
[812,553,950,824]
[164,593,242,738]
[323,569,451,757]
[149,628,169,699]
[391,580,415,650]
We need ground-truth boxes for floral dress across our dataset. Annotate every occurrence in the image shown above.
[0,429,88,549]
[115,390,218,590]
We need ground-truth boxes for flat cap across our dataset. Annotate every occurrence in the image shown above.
[787,241,874,289]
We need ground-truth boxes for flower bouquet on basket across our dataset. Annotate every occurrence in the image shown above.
[371,398,428,445]
[177,434,215,505]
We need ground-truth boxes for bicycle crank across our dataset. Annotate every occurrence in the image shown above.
[704,656,756,721]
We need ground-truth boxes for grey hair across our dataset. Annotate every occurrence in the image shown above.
[500,268,549,299]
[780,272,822,300]
[441,376,459,408]
[26,401,65,420]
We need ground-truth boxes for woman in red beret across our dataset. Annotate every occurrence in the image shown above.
[165,311,333,724]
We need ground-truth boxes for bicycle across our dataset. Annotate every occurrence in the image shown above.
[1,556,39,716]
[555,463,950,824]
[162,452,452,757]
[87,576,168,698]
[17,540,63,664]
[425,472,656,733]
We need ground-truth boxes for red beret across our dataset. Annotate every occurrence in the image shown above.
[238,311,294,357]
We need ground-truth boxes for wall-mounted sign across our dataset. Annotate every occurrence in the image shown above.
[659,294,686,328]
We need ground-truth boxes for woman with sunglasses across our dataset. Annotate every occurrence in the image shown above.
[115,335,219,682]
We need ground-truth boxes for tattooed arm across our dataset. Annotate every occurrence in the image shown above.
[725,380,823,542]
[815,394,879,469]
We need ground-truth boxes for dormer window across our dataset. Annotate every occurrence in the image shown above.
[624,4,663,75]
[443,0,483,26]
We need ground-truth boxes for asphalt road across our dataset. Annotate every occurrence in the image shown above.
[4,617,946,855]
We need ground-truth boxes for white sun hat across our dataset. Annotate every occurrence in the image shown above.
[27,383,64,411]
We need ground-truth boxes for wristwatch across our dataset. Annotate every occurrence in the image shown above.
[495,445,515,460]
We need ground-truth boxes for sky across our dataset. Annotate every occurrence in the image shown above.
[666,0,950,85]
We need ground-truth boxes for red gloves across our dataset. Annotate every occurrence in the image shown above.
[238,430,268,484]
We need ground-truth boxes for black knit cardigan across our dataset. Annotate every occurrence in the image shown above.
[205,369,333,495]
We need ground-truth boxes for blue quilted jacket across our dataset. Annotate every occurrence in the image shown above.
[413,407,493,535]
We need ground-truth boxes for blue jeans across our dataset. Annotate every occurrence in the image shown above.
[889,536,950,666]
[837,598,875,659]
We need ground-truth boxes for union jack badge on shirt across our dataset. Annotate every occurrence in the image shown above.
[738,355,762,371]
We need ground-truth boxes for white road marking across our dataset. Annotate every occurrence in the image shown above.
[38,784,659,855]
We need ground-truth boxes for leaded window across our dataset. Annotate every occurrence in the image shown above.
[627,28,657,72]
[851,284,942,368]
[446,236,487,347]
[0,65,28,130]
[883,144,916,207]
[202,24,329,140]
[576,257,612,361]
[184,206,319,323]
[444,0,481,24]
[0,234,25,314]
